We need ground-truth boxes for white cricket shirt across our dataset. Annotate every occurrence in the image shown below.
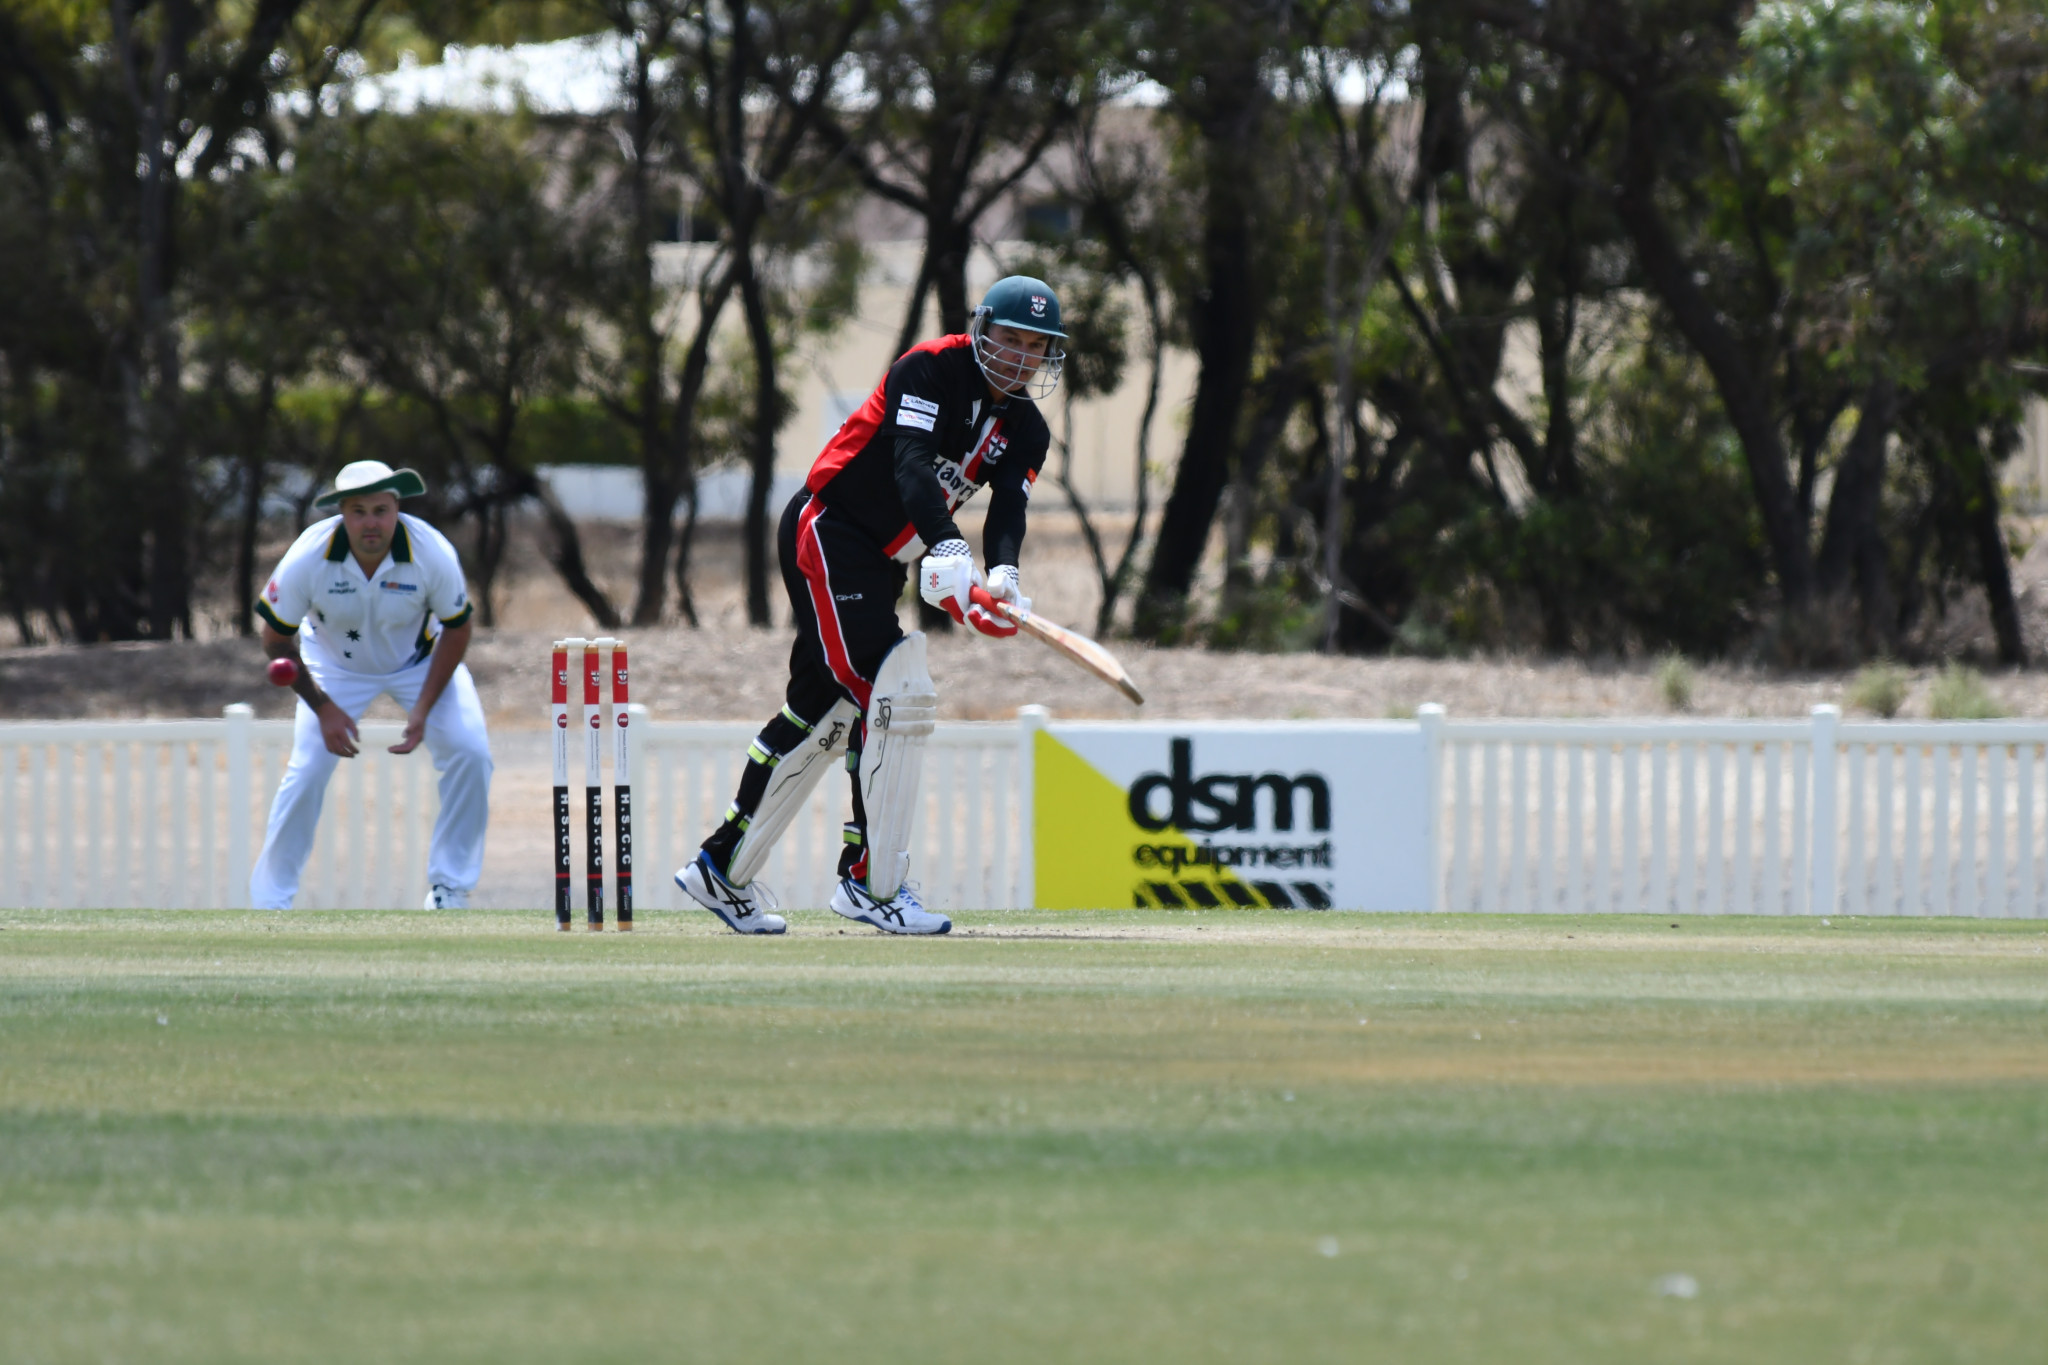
[254,513,474,676]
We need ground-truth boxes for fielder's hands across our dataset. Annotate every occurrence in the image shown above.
[389,712,426,755]
[316,700,361,758]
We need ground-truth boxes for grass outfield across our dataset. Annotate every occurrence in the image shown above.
[3,910,2045,1363]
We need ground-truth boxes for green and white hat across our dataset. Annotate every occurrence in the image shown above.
[314,460,427,510]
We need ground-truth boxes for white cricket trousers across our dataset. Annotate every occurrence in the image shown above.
[249,650,493,910]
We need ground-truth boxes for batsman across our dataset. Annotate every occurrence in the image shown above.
[676,275,1066,934]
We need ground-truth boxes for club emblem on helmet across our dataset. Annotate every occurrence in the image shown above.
[1030,295,1048,316]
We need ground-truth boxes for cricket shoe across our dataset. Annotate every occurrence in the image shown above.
[677,851,786,935]
[830,877,951,935]
[423,883,469,910]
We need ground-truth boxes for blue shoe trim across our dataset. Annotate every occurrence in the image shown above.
[679,852,783,935]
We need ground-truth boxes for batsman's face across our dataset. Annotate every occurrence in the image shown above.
[981,324,1052,395]
[340,493,400,559]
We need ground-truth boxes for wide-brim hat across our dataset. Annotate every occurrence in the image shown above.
[314,460,427,509]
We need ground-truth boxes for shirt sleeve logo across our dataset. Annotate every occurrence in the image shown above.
[264,579,280,602]
[897,393,939,432]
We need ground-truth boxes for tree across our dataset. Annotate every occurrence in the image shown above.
[666,0,873,626]
[1735,0,2048,662]
[578,0,737,626]
[1128,0,1300,642]
[829,0,1089,353]
[279,108,618,625]
[0,0,421,641]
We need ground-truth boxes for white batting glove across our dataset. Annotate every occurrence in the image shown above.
[918,540,979,618]
[985,564,1031,617]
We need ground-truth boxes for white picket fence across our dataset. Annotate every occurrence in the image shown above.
[1,703,2043,916]
[0,708,440,912]
[1431,706,2048,917]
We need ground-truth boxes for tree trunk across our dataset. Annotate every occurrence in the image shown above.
[1613,96,1813,608]
[1966,441,2025,665]
[1096,270,1163,638]
[634,266,736,625]
[892,249,937,362]
[233,381,273,636]
[1814,376,1896,652]
[474,499,506,628]
[738,257,780,628]
[673,479,701,629]
[622,37,671,627]
[931,219,974,337]
[1135,84,1262,640]
[532,478,622,629]
[118,0,199,640]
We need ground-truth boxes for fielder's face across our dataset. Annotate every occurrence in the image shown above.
[981,324,1052,396]
[339,492,400,561]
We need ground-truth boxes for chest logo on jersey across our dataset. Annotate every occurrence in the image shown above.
[326,581,356,596]
[934,457,976,511]
[380,580,418,593]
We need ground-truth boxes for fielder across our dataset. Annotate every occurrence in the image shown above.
[249,461,493,911]
[676,275,1067,934]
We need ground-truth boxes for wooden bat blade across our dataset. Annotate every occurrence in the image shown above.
[988,597,1144,704]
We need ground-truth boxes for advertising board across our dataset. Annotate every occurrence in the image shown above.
[1033,722,1432,911]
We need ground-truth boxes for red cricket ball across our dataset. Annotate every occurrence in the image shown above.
[267,657,300,687]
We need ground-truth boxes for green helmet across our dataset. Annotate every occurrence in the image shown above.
[978,275,1066,338]
[970,275,1066,399]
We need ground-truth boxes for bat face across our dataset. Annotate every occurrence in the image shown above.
[983,595,1144,705]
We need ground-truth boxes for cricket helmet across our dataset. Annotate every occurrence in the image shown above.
[969,275,1066,400]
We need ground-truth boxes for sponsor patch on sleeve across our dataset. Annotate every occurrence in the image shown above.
[265,579,280,602]
[1022,468,1038,499]
[896,393,938,431]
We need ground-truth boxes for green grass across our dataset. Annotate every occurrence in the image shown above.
[3,910,2046,1363]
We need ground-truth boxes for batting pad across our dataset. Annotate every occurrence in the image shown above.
[858,632,937,899]
[729,697,860,886]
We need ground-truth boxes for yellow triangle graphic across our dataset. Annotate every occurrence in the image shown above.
[1033,730,1266,910]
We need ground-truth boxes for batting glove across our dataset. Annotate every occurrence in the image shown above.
[964,585,1019,638]
[985,564,1031,618]
[919,540,979,618]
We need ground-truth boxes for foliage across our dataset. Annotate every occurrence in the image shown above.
[2,0,2045,660]
[1656,654,1697,712]
[1848,661,1911,718]
[1927,663,2004,719]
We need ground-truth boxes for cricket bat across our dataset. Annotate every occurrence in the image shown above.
[971,586,1144,705]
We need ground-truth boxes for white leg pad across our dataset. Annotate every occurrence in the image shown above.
[728,697,859,886]
[857,632,937,899]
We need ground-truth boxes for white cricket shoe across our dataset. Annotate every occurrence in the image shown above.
[677,852,787,935]
[830,877,951,935]
[424,884,469,910]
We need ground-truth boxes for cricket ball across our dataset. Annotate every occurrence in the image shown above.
[267,657,300,687]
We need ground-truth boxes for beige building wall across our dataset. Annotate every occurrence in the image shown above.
[2021,396,2048,511]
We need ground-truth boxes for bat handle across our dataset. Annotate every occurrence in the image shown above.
[970,584,1025,622]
